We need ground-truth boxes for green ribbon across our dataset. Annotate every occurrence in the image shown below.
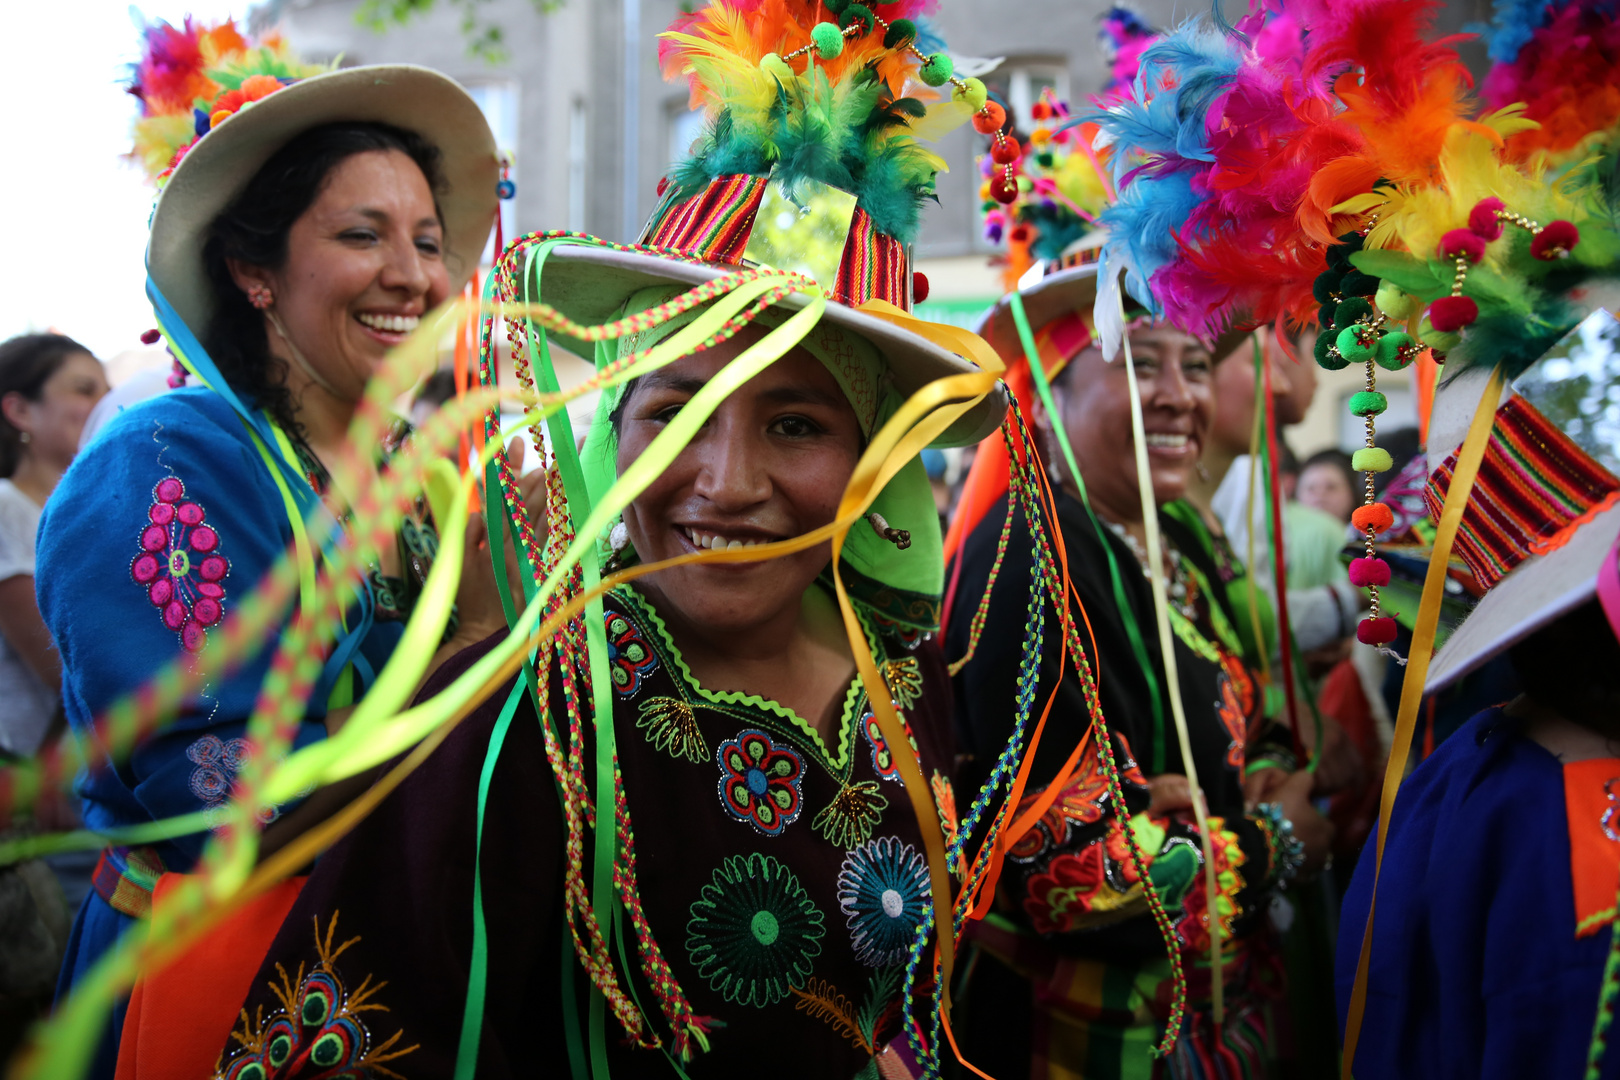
[1007,292,1170,773]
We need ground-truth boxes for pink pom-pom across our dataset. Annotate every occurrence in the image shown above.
[1439,229,1486,264]
[1357,616,1398,645]
[1531,220,1580,260]
[1428,295,1479,332]
[1468,197,1505,240]
[140,329,162,345]
[1348,557,1392,587]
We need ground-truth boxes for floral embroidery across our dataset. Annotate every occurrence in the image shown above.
[686,852,825,1007]
[637,696,707,763]
[1214,652,1255,772]
[215,911,416,1080]
[1008,734,1149,863]
[813,781,888,849]
[879,657,924,711]
[837,837,930,966]
[861,709,918,784]
[716,730,805,836]
[187,735,297,829]
[931,771,959,852]
[606,611,658,696]
[1022,815,1200,935]
[130,476,229,653]
[1174,816,1248,954]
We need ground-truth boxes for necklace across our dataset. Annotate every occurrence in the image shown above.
[1103,519,1199,622]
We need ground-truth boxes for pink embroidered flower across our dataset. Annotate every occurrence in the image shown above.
[130,476,229,653]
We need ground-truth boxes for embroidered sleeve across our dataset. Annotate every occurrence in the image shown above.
[130,476,231,654]
[1005,732,1279,956]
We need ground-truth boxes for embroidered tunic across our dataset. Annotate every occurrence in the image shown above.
[36,388,438,1073]
[212,584,954,1079]
[945,492,1295,1079]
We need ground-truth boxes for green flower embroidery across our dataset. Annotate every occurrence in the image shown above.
[880,657,924,711]
[686,852,825,1007]
[812,780,888,849]
[636,696,708,763]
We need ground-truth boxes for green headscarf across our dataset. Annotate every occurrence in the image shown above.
[580,286,946,631]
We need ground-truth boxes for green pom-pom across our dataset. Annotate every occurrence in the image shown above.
[1352,447,1394,473]
[1318,302,1337,329]
[1016,175,1033,192]
[1349,391,1388,417]
[1334,296,1373,329]
[1375,330,1416,371]
[1418,319,1462,353]
[760,52,795,80]
[1340,270,1380,297]
[919,53,954,86]
[1315,331,1350,371]
[1312,272,1342,304]
[810,22,845,58]
[824,0,850,13]
[884,17,918,49]
[1036,151,1055,167]
[1336,325,1377,363]
[951,74,986,110]
[838,3,874,33]
[1375,280,1415,320]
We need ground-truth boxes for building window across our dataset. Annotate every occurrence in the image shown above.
[984,62,1071,132]
[568,98,588,232]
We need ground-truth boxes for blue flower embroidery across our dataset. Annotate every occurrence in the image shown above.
[837,836,929,966]
[716,729,805,837]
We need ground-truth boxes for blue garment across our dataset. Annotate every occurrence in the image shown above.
[36,387,404,1071]
[1337,707,1620,1079]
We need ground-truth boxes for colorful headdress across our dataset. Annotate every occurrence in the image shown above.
[128,15,328,187]
[1478,0,1620,167]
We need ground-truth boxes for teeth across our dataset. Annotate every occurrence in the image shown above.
[684,528,761,550]
[357,312,420,333]
[1144,434,1189,449]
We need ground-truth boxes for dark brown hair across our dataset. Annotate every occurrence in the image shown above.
[0,333,91,477]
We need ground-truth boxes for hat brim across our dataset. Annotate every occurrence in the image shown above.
[148,65,499,342]
[1427,503,1620,692]
[531,244,1007,448]
[976,262,1253,364]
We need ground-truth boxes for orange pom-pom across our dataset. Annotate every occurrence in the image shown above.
[210,109,234,129]
[241,75,283,101]
[1352,502,1395,533]
[215,89,246,113]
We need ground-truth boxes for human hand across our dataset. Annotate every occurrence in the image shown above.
[1273,768,1334,877]
[1242,765,1290,811]
[1302,715,1365,797]
[1148,773,1196,817]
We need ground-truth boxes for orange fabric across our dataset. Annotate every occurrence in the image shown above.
[115,873,307,1080]
[1563,758,1620,938]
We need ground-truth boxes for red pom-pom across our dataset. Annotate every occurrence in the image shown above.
[1351,502,1395,533]
[1031,100,1051,121]
[1531,220,1580,260]
[1348,557,1392,588]
[971,102,1007,134]
[989,174,1019,205]
[1468,197,1505,240]
[911,272,930,303]
[1357,616,1398,645]
[1438,228,1486,264]
[990,138,1021,165]
[1008,224,1031,243]
[1428,295,1479,332]
[140,329,162,345]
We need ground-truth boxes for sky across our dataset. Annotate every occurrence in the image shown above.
[0,0,242,365]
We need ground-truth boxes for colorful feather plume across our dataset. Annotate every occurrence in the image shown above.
[127,14,326,185]
[657,0,967,245]
[1479,0,1620,165]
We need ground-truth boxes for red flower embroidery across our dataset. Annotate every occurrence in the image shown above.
[130,476,229,653]
[716,729,805,836]
[1214,652,1253,771]
[1007,734,1149,862]
[1022,823,1150,934]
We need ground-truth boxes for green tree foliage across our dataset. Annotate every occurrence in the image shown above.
[357,0,565,63]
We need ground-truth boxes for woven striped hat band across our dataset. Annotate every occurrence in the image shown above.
[641,173,911,310]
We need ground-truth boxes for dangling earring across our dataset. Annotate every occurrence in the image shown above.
[18,432,31,445]
[1195,460,1210,483]
[247,285,274,310]
[604,518,631,572]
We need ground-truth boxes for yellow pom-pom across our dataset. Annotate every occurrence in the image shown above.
[1030,128,1052,146]
[978,180,992,201]
[952,77,988,112]
[760,52,795,80]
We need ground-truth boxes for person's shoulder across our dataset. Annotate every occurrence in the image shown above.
[90,387,251,454]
